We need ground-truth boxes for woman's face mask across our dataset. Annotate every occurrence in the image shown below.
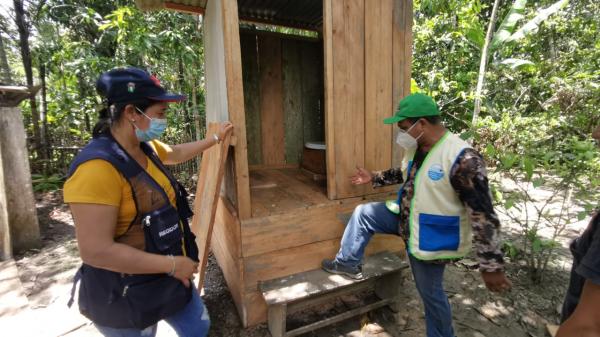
[133,107,167,142]
[395,120,423,150]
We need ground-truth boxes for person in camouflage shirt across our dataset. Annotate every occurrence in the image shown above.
[322,93,511,337]
[371,148,505,272]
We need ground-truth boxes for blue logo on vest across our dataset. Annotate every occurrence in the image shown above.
[428,164,444,181]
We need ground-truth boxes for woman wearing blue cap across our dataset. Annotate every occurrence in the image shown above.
[63,67,232,337]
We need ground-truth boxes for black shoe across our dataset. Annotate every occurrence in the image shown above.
[321,259,363,280]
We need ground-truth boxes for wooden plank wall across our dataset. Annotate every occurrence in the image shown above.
[392,0,413,168]
[282,39,304,164]
[222,0,251,220]
[204,0,251,218]
[240,31,324,168]
[365,0,393,194]
[203,0,228,123]
[328,0,366,199]
[325,0,413,198]
[258,35,286,166]
[240,33,262,166]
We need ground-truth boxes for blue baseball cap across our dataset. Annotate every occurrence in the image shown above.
[96,67,186,104]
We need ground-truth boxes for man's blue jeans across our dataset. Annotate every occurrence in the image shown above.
[94,285,210,337]
[334,202,455,337]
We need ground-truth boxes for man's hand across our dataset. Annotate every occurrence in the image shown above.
[481,270,512,292]
[350,166,373,185]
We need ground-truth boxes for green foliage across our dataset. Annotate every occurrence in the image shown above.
[491,0,528,50]
[5,0,206,175]
[414,0,599,283]
[31,173,64,192]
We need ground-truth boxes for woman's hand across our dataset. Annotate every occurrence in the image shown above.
[350,166,373,185]
[171,256,199,288]
[217,121,234,141]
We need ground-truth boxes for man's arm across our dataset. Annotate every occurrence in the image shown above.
[557,280,600,337]
[371,167,403,188]
[450,149,510,291]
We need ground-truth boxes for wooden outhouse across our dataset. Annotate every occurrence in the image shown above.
[137,0,413,327]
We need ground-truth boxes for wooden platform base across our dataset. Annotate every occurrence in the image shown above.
[259,252,409,337]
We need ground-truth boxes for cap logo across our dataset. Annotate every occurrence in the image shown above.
[127,82,135,93]
[149,75,161,87]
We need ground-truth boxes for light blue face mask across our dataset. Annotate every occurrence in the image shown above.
[134,107,167,142]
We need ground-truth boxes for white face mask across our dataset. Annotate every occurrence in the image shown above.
[395,121,423,150]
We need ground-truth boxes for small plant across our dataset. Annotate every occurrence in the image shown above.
[31,174,65,192]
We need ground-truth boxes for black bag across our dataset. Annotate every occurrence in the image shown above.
[77,265,192,329]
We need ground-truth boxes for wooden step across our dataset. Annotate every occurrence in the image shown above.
[259,251,409,337]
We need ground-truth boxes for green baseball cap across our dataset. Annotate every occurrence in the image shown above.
[383,93,440,124]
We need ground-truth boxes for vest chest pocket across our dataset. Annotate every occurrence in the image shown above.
[418,213,460,251]
[141,205,183,254]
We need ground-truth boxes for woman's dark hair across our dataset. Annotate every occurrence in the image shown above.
[92,99,158,138]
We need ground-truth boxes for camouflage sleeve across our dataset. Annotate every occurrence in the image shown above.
[450,149,505,273]
[371,167,404,188]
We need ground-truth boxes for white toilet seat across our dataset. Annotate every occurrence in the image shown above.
[305,141,326,150]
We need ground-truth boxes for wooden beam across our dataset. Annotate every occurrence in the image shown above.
[323,0,336,199]
[164,1,205,15]
[331,0,366,199]
[365,0,393,195]
[193,122,231,289]
[221,0,252,220]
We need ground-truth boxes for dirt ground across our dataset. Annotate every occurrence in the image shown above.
[6,189,588,337]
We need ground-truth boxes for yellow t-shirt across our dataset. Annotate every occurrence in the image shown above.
[63,140,177,238]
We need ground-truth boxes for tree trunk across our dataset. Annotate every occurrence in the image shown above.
[0,35,12,84]
[178,56,192,137]
[14,0,43,160]
[472,0,502,130]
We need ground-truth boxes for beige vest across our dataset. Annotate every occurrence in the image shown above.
[401,132,472,260]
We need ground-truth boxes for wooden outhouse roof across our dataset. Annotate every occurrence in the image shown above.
[135,0,322,30]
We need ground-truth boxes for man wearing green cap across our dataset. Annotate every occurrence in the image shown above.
[322,93,511,337]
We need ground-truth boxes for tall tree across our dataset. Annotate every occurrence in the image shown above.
[0,34,11,84]
[14,0,43,158]
[472,0,502,129]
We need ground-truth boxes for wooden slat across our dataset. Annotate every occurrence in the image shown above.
[243,290,269,327]
[282,39,304,165]
[241,204,344,257]
[260,252,406,305]
[214,196,241,258]
[286,299,393,337]
[192,122,232,289]
[331,0,366,199]
[210,197,245,322]
[392,0,412,168]
[259,35,285,166]
[243,235,404,291]
[323,0,336,199]
[365,0,394,195]
[240,33,263,166]
[221,0,252,220]
[164,2,205,15]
